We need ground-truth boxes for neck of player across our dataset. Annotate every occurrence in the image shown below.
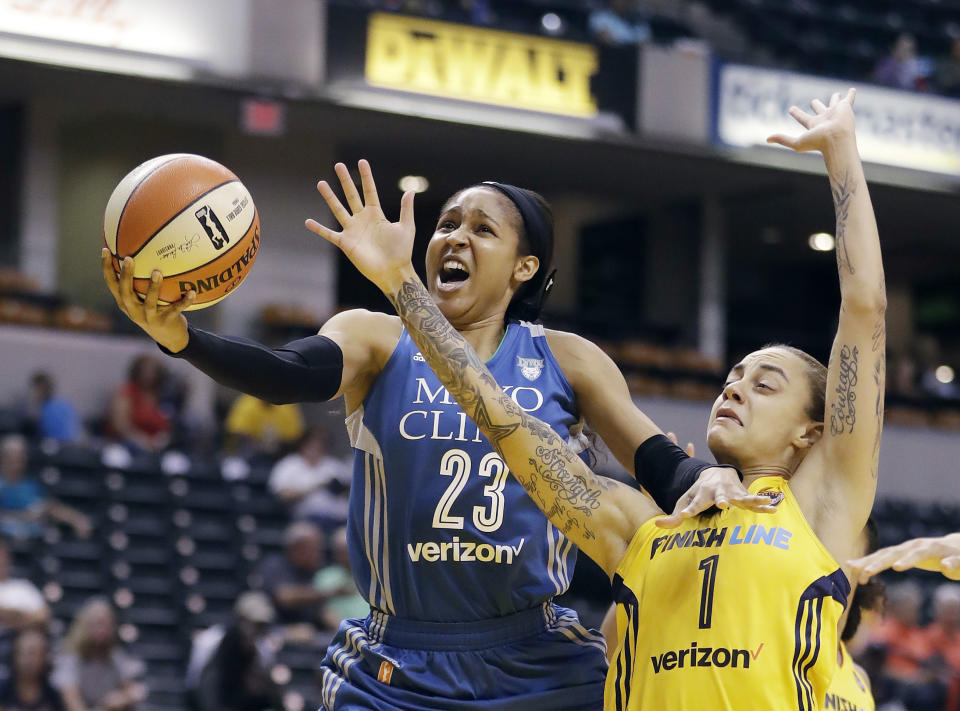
[451,313,508,362]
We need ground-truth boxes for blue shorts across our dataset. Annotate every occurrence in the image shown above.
[319,603,607,710]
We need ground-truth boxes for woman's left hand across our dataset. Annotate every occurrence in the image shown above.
[306,160,417,294]
[766,88,857,155]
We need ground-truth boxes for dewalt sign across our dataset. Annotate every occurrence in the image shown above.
[364,13,598,117]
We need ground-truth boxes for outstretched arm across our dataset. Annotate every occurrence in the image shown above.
[849,533,960,583]
[306,161,661,576]
[769,89,886,535]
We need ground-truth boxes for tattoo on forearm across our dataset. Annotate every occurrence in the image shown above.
[831,172,857,277]
[388,277,611,537]
[830,344,859,435]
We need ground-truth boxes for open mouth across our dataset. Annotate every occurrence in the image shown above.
[437,259,471,292]
[716,408,742,426]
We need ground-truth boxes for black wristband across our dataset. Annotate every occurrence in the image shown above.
[158,326,343,404]
[633,434,742,512]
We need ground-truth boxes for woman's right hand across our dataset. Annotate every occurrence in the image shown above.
[100,248,195,352]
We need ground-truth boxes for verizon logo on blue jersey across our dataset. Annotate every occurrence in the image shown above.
[407,536,525,564]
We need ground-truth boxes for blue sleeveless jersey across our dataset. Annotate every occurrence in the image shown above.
[344,321,584,622]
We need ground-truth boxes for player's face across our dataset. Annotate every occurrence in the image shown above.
[425,187,538,324]
[707,348,820,469]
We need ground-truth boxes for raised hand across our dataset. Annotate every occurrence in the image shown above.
[101,249,194,352]
[849,533,960,583]
[655,432,777,529]
[305,160,416,293]
[766,88,857,155]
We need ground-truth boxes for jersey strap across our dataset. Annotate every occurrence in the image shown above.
[792,569,851,711]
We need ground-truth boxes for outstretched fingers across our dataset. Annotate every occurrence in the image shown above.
[399,190,416,228]
[316,180,352,228]
[358,159,381,210]
[304,218,343,249]
[334,162,364,214]
[101,249,122,303]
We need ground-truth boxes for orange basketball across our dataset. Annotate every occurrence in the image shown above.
[103,154,261,310]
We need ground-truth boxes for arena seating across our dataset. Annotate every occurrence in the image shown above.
[24,442,318,711]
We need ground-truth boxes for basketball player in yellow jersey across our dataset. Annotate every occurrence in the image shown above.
[310,87,884,711]
[824,524,882,711]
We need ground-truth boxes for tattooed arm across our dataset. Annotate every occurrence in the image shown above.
[305,160,662,577]
[387,278,661,574]
[768,89,886,541]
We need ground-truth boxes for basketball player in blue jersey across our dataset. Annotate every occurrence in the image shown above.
[312,89,888,710]
[101,174,764,706]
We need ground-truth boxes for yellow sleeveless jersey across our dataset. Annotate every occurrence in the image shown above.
[605,475,850,711]
[823,643,874,711]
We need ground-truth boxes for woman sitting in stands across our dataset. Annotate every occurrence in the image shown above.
[105,355,172,452]
[51,598,146,711]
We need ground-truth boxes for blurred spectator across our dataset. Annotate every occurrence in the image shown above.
[105,355,171,452]
[0,435,90,540]
[257,522,330,628]
[589,0,651,46]
[0,538,50,680]
[21,373,80,443]
[382,0,442,17]
[268,427,350,530]
[924,584,960,709]
[51,598,146,711]
[447,0,494,26]
[314,527,366,629]
[186,592,283,711]
[869,581,929,679]
[936,38,960,98]
[873,33,929,92]
[224,395,304,456]
[0,628,63,711]
[868,580,948,709]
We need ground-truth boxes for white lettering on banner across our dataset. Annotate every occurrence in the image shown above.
[407,536,525,564]
[716,63,960,176]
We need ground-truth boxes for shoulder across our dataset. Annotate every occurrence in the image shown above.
[544,328,607,369]
[320,309,402,362]
[544,328,621,390]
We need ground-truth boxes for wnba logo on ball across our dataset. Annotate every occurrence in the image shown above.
[194,205,230,250]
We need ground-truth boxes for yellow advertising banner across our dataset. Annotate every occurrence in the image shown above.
[365,12,598,117]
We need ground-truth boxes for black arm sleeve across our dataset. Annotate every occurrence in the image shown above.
[633,434,740,512]
[160,326,343,404]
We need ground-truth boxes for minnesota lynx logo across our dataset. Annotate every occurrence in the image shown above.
[517,356,544,381]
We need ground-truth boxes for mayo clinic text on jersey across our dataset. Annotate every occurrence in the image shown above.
[399,378,546,441]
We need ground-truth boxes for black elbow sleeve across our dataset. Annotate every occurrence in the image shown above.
[161,327,343,403]
[633,434,740,512]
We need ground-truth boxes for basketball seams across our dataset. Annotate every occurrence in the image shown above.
[123,178,240,260]
[109,154,185,255]
[136,206,259,280]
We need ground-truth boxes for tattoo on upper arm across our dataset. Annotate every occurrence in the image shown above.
[832,172,857,278]
[389,277,616,537]
[870,303,886,478]
[830,344,859,435]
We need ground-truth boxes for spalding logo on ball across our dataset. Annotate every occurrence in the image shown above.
[103,154,260,310]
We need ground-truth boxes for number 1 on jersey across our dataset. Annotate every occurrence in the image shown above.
[697,555,719,629]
